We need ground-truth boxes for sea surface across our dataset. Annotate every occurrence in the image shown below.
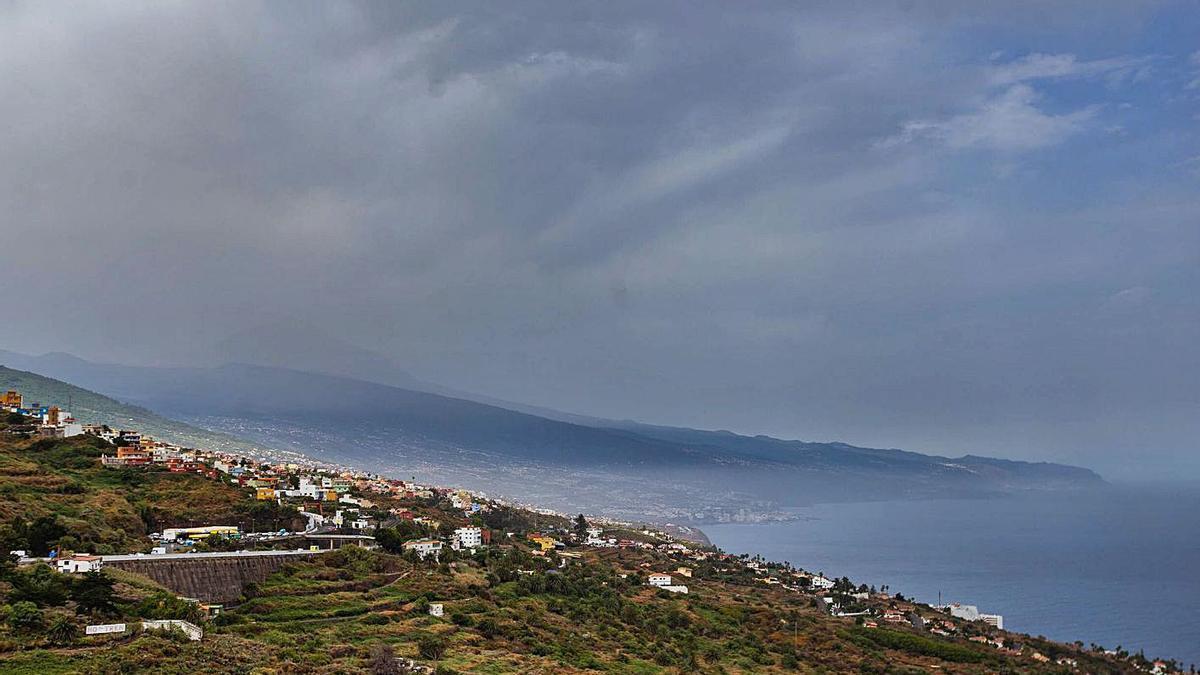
[703,484,1200,666]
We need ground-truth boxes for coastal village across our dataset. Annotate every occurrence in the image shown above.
[0,386,1188,674]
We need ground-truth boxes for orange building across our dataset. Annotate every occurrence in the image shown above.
[115,446,151,464]
[2,391,21,408]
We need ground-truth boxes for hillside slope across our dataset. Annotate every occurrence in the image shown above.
[0,365,260,456]
[0,432,1160,673]
[0,352,1103,519]
[0,432,298,555]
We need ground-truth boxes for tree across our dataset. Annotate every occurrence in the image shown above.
[135,592,203,623]
[26,516,66,557]
[71,570,118,616]
[476,617,499,638]
[368,643,401,674]
[194,534,239,552]
[8,601,44,632]
[47,614,80,645]
[418,634,448,661]
[573,514,589,538]
[0,552,17,581]
[374,527,406,554]
[135,503,157,532]
[9,564,71,607]
[0,522,28,558]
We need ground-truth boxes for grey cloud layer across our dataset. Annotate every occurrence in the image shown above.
[1,1,1196,477]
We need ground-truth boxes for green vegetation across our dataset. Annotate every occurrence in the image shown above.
[0,431,300,554]
[847,626,994,664]
[0,401,1155,673]
[4,541,1134,673]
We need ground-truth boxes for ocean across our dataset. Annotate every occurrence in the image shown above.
[702,484,1200,666]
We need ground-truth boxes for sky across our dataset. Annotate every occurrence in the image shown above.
[1,1,1197,478]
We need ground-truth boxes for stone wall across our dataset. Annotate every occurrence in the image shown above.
[106,553,312,603]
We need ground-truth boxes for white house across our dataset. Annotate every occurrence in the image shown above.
[295,478,323,499]
[403,539,443,560]
[808,575,835,590]
[979,613,1003,629]
[647,573,673,587]
[428,603,444,617]
[56,555,103,574]
[939,603,1004,630]
[453,527,482,551]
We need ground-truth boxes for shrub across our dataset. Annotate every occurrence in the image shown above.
[851,627,992,664]
[418,634,448,660]
[134,592,203,623]
[8,601,44,633]
[8,564,71,607]
[476,617,499,638]
[47,614,80,645]
[368,643,400,674]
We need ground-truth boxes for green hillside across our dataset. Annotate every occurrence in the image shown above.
[0,424,1165,673]
[0,432,298,555]
[0,366,261,455]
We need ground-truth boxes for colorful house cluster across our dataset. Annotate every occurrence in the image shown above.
[6,386,514,560]
[2,393,83,439]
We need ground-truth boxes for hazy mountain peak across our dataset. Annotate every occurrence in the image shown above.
[206,320,426,390]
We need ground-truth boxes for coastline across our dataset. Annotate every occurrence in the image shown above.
[702,491,1200,667]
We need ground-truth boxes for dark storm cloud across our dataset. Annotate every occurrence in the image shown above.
[1,1,1197,477]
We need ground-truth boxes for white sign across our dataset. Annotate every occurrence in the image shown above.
[86,623,126,635]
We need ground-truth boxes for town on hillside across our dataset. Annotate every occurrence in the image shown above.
[0,387,1187,674]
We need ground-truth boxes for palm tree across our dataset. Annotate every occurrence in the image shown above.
[47,615,79,645]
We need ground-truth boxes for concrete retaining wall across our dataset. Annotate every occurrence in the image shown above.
[105,553,311,603]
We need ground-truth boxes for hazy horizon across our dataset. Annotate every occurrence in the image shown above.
[2,2,1197,480]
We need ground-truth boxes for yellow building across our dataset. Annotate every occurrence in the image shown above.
[256,487,276,501]
[529,535,557,553]
[3,390,22,408]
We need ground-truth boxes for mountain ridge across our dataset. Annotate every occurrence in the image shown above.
[0,365,259,455]
[0,350,1103,501]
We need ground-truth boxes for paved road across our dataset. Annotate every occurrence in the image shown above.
[17,538,373,566]
[101,549,324,563]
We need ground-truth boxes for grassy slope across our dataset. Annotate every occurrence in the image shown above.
[0,433,286,554]
[0,413,1150,673]
[0,366,261,455]
[0,543,1142,674]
